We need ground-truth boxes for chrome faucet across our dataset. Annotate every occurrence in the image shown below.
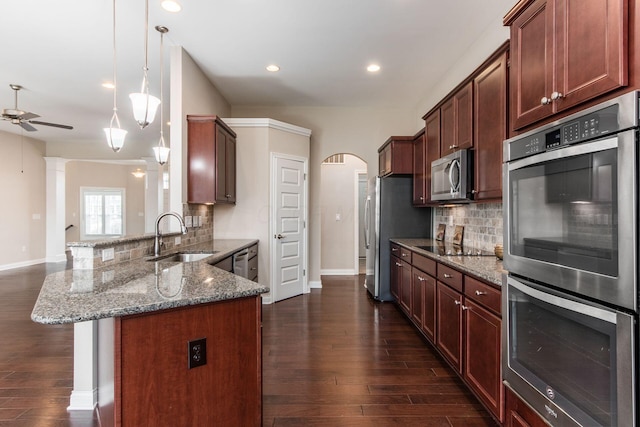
[154,212,188,256]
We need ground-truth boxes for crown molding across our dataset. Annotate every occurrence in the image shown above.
[222,118,312,137]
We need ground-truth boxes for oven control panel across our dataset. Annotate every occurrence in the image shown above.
[508,104,620,161]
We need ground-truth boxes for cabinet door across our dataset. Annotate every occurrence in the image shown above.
[420,272,436,344]
[412,131,426,206]
[440,83,473,156]
[425,111,440,202]
[399,260,412,315]
[411,268,424,327]
[554,0,627,112]
[464,299,504,422]
[187,118,216,203]
[378,148,387,176]
[436,282,463,373]
[474,51,507,200]
[225,135,236,203]
[215,126,228,203]
[506,388,549,427]
[510,0,554,129]
[390,256,401,300]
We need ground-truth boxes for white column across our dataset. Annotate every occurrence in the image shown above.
[169,45,184,232]
[44,157,67,263]
[143,157,161,233]
[68,320,98,411]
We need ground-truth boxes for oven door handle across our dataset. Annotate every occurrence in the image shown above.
[508,276,617,324]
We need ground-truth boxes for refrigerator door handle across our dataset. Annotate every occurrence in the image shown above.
[364,196,371,249]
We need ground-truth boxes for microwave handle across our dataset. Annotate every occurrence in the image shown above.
[449,159,460,194]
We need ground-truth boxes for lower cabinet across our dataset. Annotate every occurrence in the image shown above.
[505,388,548,427]
[392,243,504,423]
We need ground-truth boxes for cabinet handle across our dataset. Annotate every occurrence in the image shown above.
[443,273,453,279]
[475,290,487,296]
[449,144,458,150]
[250,267,257,271]
[392,248,398,252]
[417,276,425,282]
[401,253,408,257]
[454,300,461,306]
[541,96,552,105]
[551,91,564,101]
[226,194,232,198]
[419,196,424,201]
[395,262,402,267]
[461,305,470,311]
[471,189,477,194]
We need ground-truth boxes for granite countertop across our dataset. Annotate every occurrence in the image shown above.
[32,239,268,325]
[391,238,506,286]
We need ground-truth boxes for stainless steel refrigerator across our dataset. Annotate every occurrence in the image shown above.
[364,176,432,301]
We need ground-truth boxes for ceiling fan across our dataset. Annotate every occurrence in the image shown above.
[1,84,73,132]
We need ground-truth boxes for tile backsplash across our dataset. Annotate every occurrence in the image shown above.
[434,202,503,251]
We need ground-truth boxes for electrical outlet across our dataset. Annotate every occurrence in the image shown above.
[102,247,115,262]
[188,338,207,369]
[175,236,181,245]
[184,215,193,227]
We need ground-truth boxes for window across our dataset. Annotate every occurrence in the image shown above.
[81,188,125,239]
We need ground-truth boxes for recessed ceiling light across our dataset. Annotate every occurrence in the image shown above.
[102,82,115,89]
[266,64,280,72]
[161,0,182,12]
[367,64,381,73]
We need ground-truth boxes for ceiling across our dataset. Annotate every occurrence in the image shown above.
[0,0,513,152]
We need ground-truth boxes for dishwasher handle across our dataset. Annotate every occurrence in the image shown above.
[232,250,250,278]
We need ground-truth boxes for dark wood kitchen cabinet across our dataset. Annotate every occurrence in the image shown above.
[412,128,427,206]
[390,245,401,300]
[378,136,413,177]
[473,49,508,201]
[436,271,464,373]
[412,252,437,343]
[440,82,473,157]
[505,388,548,427]
[115,296,262,426]
[505,0,628,130]
[187,115,237,204]
[424,111,440,204]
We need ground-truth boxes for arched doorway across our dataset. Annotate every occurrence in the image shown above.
[319,153,368,276]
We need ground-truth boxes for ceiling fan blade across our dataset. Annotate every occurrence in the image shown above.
[28,120,73,130]
[18,112,39,120]
[19,122,37,132]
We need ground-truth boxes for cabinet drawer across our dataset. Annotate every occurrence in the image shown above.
[248,255,258,281]
[390,243,402,258]
[412,252,436,277]
[436,264,463,292]
[248,244,258,259]
[465,276,501,315]
[399,248,412,264]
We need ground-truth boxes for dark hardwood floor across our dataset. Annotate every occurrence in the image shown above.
[0,264,496,427]
[262,275,498,426]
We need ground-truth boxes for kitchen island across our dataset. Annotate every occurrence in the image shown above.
[32,238,268,427]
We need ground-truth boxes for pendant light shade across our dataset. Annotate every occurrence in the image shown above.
[129,90,160,128]
[154,25,170,165]
[104,0,127,152]
[130,0,159,129]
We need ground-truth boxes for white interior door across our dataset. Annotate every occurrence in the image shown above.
[272,154,307,302]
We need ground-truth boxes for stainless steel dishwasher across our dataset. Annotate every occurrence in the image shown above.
[232,249,249,278]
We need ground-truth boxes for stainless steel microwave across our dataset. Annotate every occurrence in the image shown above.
[431,149,473,202]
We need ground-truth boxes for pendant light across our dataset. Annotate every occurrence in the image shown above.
[153,25,170,165]
[103,0,127,152]
[129,0,160,129]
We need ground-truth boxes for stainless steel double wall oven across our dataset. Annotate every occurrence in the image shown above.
[503,91,640,427]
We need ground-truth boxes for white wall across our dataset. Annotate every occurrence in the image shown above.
[320,154,367,274]
[0,130,47,269]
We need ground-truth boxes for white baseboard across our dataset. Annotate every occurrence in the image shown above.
[309,280,322,289]
[0,258,47,272]
[67,389,97,411]
[320,269,357,276]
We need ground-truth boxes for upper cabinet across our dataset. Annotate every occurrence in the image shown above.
[421,42,509,204]
[440,82,473,157]
[412,129,427,206]
[473,50,508,201]
[505,0,628,130]
[187,115,237,204]
[378,136,413,177]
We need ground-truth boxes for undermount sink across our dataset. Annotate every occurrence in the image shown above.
[149,252,218,262]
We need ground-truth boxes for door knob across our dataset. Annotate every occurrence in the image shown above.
[275,234,285,239]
